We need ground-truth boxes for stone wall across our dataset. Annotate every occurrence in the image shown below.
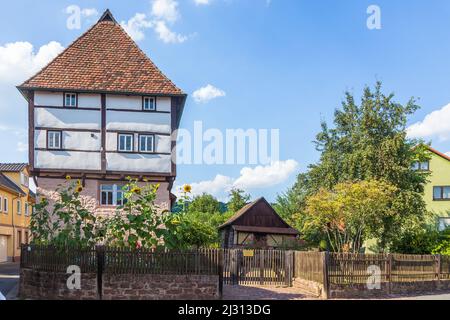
[19,268,98,300]
[102,274,220,300]
[19,268,220,300]
[293,278,326,298]
[329,280,450,299]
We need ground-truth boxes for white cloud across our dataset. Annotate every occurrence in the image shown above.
[194,0,211,5]
[121,13,153,42]
[176,160,298,200]
[17,141,27,153]
[153,20,188,43]
[151,0,180,23]
[0,41,64,84]
[407,103,450,141]
[233,160,299,189]
[121,0,189,44]
[193,84,226,103]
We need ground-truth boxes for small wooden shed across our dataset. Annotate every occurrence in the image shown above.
[219,197,300,249]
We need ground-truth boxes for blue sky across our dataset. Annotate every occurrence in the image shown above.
[1,0,450,202]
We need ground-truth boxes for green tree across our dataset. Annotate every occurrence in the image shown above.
[304,180,397,253]
[277,82,429,250]
[227,188,250,213]
[188,193,222,214]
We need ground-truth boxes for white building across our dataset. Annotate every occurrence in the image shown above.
[17,10,186,214]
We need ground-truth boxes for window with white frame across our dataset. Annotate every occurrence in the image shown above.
[0,196,2,212]
[17,200,21,215]
[100,184,127,206]
[139,135,155,153]
[48,131,62,150]
[411,161,430,171]
[143,97,156,111]
[118,133,134,152]
[64,93,77,107]
[20,172,29,187]
[4,197,8,213]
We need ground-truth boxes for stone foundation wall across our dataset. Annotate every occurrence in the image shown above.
[293,278,325,298]
[19,268,220,300]
[19,268,98,300]
[329,280,450,299]
[102,274,220,300]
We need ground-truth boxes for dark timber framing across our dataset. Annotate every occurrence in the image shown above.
[101,94,106,173]
[28,91,35,171]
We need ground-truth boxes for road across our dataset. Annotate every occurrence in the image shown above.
[0,262,20,299]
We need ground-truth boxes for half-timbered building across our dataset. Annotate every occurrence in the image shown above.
[17,10,186,214]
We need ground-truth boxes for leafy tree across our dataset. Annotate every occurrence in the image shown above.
[277,82,429,250]
[227,188,250,213]
[304,180,397,253]
[188,193,223,214]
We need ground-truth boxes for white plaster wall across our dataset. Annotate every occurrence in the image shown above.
[106,95,141,110]
[106,153,171,173]
[105,132,171,153]
[35,92,63,107]
[35,108,101,130]
[35,151,101,170]
[106,111,171,133]
[78,94,101,108]
[106,95,171,112]
[35,130,101,151]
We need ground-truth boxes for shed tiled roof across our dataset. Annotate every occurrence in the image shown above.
[18,10,184,96]
[0,163,28,172]
[0,173,25,196]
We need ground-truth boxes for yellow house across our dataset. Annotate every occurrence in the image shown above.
[413,147,450,230]
[0,164,35,262]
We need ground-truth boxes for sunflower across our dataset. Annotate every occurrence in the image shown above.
[77,180,82,186]
[183,184,192,193]
[66,175,71,181]
[131,187,142,195]
[75,186,83,193]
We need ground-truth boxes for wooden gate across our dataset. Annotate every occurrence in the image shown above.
[223,249,293,286]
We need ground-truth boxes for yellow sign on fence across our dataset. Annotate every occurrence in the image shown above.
[243,249,254,257]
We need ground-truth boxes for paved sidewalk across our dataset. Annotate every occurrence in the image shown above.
[0,262,20,300]
[223,285,318,300]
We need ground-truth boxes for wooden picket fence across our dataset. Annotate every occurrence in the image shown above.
[222,249,292,286]
[20,245,220,276]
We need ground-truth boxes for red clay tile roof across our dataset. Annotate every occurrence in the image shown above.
[18,10,184,96]
[427,146,450,162]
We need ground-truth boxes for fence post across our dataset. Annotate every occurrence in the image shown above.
[218,249,224,299]
[386,253,392,295]
[96,245,105,300]
[436,254,441,281]
[322,251,330,299]
[260,250,264,286]
[284,251,293,287]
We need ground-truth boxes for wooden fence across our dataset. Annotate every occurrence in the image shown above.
[294,251,326,284]
[222,249,292,286]
[20,245,220,276]
[327,253,450,285]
